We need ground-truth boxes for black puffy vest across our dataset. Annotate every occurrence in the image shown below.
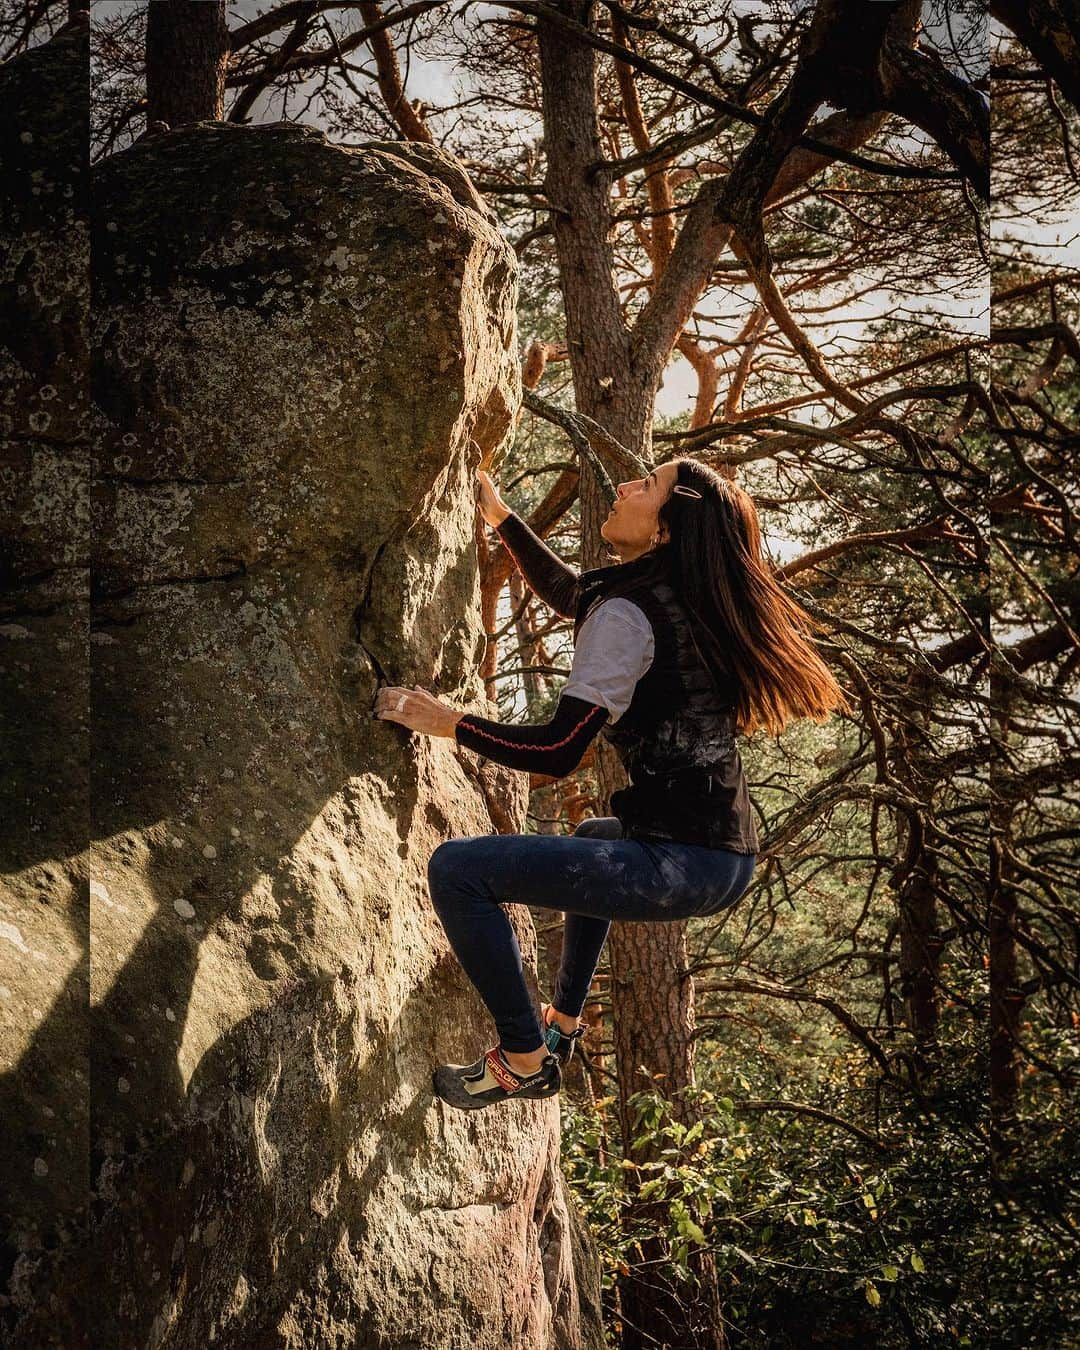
[574,546,759,853]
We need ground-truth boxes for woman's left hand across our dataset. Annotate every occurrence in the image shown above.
[374,684,463,739]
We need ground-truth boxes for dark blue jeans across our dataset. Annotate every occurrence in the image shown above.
[426,816,757,1053]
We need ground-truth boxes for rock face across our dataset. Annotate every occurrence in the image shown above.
[0,28,604,1350]
[0,13,91,1343]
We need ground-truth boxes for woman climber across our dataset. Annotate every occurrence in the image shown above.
[374,458,850,1110]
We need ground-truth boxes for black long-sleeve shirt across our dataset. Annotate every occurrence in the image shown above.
[452,512,630,777]
[493,511,581,619]
[454,693,609,777]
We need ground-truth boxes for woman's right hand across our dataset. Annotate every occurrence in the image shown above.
[475,468,511,528]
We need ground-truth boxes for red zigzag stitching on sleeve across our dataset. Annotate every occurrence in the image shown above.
[457,704,606,754]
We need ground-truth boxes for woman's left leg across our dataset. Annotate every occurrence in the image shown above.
[426,830,755,1055]
[550,816,624,1027]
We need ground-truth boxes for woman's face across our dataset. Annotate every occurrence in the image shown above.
[601,462,678,560]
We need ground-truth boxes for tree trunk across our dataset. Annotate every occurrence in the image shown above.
[537,5,724,1345]
[989,683,1022,1161]
[146,0,229,128]
[989,834,1022,1163]
[477,514,503,702]
[897,846,943,1072]
[891,716,944,1078]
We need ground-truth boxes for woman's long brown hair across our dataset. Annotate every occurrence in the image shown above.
[653,456,852,738]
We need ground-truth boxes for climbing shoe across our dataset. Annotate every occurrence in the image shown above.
[541,1002,587,1067]
[433,1045,561,1111]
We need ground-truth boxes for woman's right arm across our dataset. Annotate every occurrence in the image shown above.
[476,468,581,619]
[494,511,581,620]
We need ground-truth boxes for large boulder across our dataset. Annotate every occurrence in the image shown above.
[0,33,605,1350]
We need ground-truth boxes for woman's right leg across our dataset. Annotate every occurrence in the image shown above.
[427,826,755,1053]
[549,816,622,1021]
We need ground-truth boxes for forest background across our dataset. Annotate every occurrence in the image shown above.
[7,0,1076,1345]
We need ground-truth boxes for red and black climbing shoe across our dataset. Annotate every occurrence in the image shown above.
[433,1045,561,1111]
[541,1002,587,1067]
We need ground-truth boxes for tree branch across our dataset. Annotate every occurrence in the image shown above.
[727,1097,897,1151]
[228,0,443,51]
[990,0,1080,116]
[695,975,897,1079]
[521,389,651,506]
[879,39,990,199]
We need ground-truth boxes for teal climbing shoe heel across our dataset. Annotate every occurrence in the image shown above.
[541,1005,587,1066]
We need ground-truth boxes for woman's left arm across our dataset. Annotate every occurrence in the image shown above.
[374,685,608,778]
[453,694,608,777]
[374,599,651,774]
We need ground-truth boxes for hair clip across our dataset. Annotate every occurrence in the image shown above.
[672,484,703,499]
